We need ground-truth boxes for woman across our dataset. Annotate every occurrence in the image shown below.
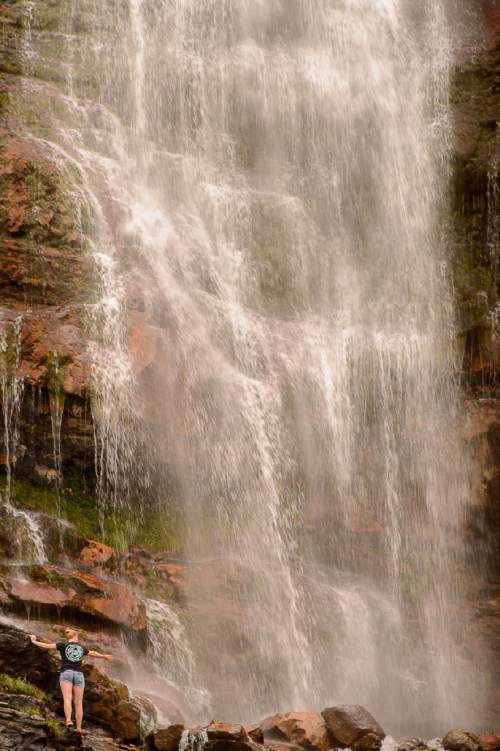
[30,627,113,732]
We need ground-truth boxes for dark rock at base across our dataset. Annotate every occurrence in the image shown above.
[206,722,249,742]
[443,731,480,751]
[245,724,264,745]
[397,739,430,751]
[321,705,385,751]
[0,619,57,690]
[263,742,303,751]
[204,740,265,751]
[261,713,328,751]
[0,619,148,742]
[479,734,500,751]
[0,695,80,751]
[147,723,185,751]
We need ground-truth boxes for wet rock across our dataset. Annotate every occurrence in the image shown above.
[80,540,115,568]
[207,721,249,742]
[0,701,66,751]
[479,734,500,751]
[83,663,145,742]
[0,564,146,631]
[204,741,264,751]
[321,705,385,751]
[147,723,185,751]
[0,619,58,690]
[443,731,480,751]
[246,724,264,745]
[0,620,148,742]
[397,740,431,751]
[261,713,328,751]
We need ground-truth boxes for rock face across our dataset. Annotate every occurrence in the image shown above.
[321,706,385,751]
[0,564,146,631]
[0,619,149,742]
[261,713,329,751]
[147,723,185,751]
[479,734,500,751]
[443,731,481,751]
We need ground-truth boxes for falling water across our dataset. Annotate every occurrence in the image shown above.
[20,0,490,734]
[0,316,48,563]
[47,351,66,492]
[144,598,210,718]
[0,317,24,499]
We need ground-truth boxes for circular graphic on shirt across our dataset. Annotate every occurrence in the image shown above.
[64,644,85,663]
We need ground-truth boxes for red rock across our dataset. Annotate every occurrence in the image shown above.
[6,578,69,608]
[261,713,328,751]
[68,571,146,630]
[0,565,145,631]
[80,541,115,567]
[479,734,500,751]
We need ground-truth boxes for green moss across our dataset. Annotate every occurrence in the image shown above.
[0,475,182,551]
[45,715,61,738]
[0,673,49,702]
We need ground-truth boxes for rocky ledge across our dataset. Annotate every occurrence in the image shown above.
[0,619,499,751]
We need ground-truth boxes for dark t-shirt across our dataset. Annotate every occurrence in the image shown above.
[56,642,89,673]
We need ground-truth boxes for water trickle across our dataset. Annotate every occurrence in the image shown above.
[20,0,491,734]
[0,318,24,500]
[1,505,48,565]
[179,728,208,751]
[47,351,66,493]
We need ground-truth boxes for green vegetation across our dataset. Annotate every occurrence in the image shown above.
[0,475,182,552]
[45,715,61,738]
[0,673,49,702]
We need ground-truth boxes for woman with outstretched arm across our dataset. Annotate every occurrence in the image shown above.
[30,627,113,733]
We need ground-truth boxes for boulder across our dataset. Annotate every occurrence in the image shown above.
[80,541,115,568]
[147,723,185,751]
[321,705,385,751]
[261,713,328,751]
[207,722,249,742]
[84,663,144,742]
[443,732,480,751]
[479,735,500,751]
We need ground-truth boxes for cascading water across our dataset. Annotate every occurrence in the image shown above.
[19,0,491,734]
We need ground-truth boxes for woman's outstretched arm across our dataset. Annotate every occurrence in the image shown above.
[30,635,57,650]
[88,650,113,661]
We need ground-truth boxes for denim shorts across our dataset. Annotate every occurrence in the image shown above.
[59,669,85,687]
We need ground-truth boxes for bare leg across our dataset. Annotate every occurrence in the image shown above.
[73,686,84,732]
[60,681,73,725]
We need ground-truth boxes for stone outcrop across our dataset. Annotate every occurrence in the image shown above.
[0,619,151,742]
[479,734,500,751]
[146,723,185,751]
[0,564,146,631]
[261,713,328,751]
[321,705,385,751]
[443,731,481,751]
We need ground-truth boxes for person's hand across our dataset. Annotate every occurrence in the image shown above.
[29,635,37,643]
[104,654,113,662]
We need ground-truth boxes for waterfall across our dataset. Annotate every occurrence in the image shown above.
[20,0,489,734]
